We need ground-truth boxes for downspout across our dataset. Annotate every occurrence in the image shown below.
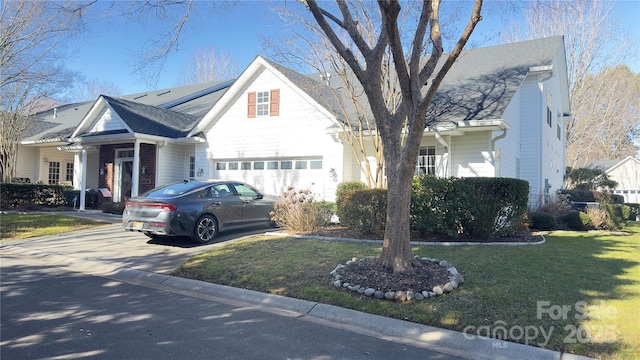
[491,128,508,177]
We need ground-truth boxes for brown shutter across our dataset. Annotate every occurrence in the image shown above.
[269,89,280,116]
[247,92,256,118]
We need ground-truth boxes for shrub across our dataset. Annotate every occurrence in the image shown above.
[459,177,529,238]
[537,193,572,220]
[563,211,593,231]
[602,204,631,230]
[585,208,608,230]
[270,187,331,232]
[529,211,556,230]
[335,181,367,222]
[337,188,387,234]
[626,203,639,221]
[411,176,466,237]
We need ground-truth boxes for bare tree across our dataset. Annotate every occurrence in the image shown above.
[303,0,483,273]
[0,0,85,182]
[71,78,123,102]
[500,0,637,166]
[567,66,640,166]
[180,47,240,85]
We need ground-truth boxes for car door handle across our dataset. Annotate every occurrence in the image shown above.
[212,201,222,206]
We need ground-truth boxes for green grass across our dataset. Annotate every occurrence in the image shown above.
[0,213,105,240]
[173,223,640,360]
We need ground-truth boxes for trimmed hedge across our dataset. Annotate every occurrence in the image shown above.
[338,189,387,234]
[602,204,631,230]
[563,211,593,231]
[561,190,625,204]
[0,183,99,209]
[529,211,557,230]
[337,176,529,239]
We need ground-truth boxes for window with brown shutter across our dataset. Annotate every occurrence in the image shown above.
[247,92,256,118]
[270,89,280,116]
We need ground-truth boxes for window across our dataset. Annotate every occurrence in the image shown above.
[254,162,264,170]
[189,156,195,178]
[257,91,269,116]
[247,89,280,118]
[546,107,552,127]
[228,162,239,170]
[216,162,226,170]
[557,124,561,140]
[267,161,278,170]
[295,161,307,169]
[416,147,436,176]
[281,161,292,169]
[117,149,134,158]
[65,163,74,183]
[241,162,251,170]
[310,160,323,169]
[48,161,60,184]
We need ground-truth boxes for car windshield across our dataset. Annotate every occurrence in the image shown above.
[141,182,206,198]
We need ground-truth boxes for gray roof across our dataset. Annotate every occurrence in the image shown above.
[586,159,622,171]
[22,36,564,144]
[94,96,199,138]
[428,36,564,123]
[23,80,232,142]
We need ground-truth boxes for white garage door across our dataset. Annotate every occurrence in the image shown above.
[213,158,325,198]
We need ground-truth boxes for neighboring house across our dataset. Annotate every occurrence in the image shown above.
[587,156,640,203]
[15,36,570,210]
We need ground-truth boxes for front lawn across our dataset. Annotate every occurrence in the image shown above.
[173,222,640,360]
[0,213,105,240]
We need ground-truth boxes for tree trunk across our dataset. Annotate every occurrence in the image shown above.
[376,141,418,273]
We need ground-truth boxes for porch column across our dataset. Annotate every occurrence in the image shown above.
[132,140,140,198]
[79,148,88,211]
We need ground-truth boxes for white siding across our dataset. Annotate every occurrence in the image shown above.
[205,67,344,200]
[87,107,128,134]
[519,77,543,206]
[451,132,494,177]
[157,143,191,186]
[496,86,521,178]
[14,145,38,182]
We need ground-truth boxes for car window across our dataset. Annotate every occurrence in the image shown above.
[142,182,204,197]
[212,183,234,198]
[232,183,259,197]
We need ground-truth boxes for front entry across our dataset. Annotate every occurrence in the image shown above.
[114,159,133,202]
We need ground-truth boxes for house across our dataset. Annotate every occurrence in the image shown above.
[15,36,570,210]
[587,156,640,203]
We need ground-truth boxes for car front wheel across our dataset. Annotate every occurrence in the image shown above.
[194,214,217,243]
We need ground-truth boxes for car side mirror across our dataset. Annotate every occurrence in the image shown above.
[255,193,264,200]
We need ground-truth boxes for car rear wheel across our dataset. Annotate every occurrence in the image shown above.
[194,214,217,243]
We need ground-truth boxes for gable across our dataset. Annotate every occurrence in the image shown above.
[86,106,130,135]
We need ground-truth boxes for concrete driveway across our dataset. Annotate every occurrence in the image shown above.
[2,216,276,274]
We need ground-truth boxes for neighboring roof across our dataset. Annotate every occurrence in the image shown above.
[587,156,640,173]
[21,101,94,143]
[22,80,233,143]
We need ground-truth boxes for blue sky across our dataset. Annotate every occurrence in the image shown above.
[66,0,640,97]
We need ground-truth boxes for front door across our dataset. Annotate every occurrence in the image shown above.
[114,159,133,202]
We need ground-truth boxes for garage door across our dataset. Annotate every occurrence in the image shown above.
[213,158,325,198]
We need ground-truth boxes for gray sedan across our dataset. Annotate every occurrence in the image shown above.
[122,180,277,243]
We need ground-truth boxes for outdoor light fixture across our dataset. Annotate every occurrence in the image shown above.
[141,165,147,175]
[197,168,204,177]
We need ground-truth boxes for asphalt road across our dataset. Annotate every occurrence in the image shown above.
[1,254,465,360]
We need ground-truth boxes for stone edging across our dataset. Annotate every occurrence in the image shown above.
[265,231,547,246]
[330,256,465,302]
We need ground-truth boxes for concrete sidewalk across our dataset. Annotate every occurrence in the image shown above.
[1,211,596,360]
